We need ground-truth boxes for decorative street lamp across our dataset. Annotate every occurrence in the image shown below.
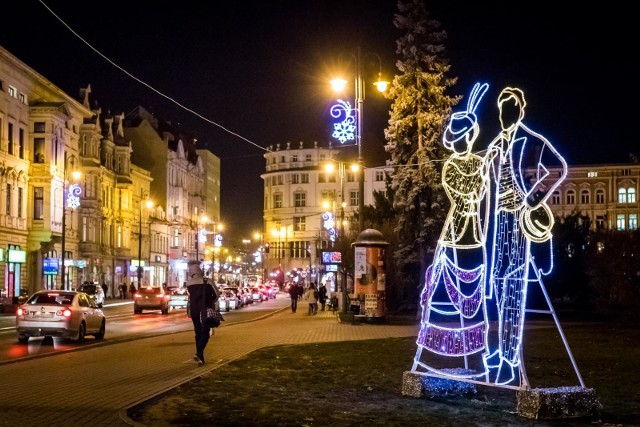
[61,153,81,291]
[211,221,223,282]
[330,47,388,232]
[137,190,152,288]
[195,212,208,263]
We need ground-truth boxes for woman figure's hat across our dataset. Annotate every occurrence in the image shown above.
[186,261,204,286]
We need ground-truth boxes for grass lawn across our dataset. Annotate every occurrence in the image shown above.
[131,318,640,426]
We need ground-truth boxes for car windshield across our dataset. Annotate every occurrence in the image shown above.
[27,292,75,305]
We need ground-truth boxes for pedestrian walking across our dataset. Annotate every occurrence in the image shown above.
[296,282,304,301]
[129,282,137,299]
[304,282,319,315]
[186,261,218,366]
[120,283,127,299]
[288,281,298,313]
[318,283,328,311]
[101,282,108,299]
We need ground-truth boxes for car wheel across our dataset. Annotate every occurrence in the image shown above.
[95,319,106,339]
[75,322,86,343]
[17,334,29,344]
[134,308,142,314]
[161,308,169,315]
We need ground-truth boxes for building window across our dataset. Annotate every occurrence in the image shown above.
[617,214,625,230]
[566,190,575,205]
[277,175,283,185]
[587,171,598,178]
[318,173,326,183]
[8,85,16,98]
[629,214,638,230]
[280,156,285,163]
[628,188,636,203]
[622,169,631,176]
[273,193,282,208]
[18,128,24,158]
[306,154,312,162]
[349,190,359,207]
[294,192,306,207]
[8,123,13,155]
[595,189,605,204]
[34,122,45,133]
[301,173,309,183]
[375,170,385,181]
[550,191,560,205]
[347,171,356,182]
[34,187,44,219]
[18,187,22,218]
[19,92,27,104]
[580,189,590,204]
[34,138,45,163]
[292,155,298,162]
[596,215,606,230]
[293,216,306,231]
[5,184,11,215]
[618,188,627,203]
[291,174,299,184]
[321,190,335,202]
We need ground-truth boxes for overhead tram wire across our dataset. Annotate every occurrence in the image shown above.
[38,0,267,154]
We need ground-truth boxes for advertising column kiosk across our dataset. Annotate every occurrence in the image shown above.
[352,229,389,322]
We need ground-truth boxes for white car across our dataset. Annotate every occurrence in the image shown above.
[15,290,106,343]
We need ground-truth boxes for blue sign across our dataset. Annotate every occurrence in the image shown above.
[43,258,59,275]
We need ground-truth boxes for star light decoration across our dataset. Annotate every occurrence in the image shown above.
[330,99,355,144]
[322,211,337,242]
[66,183,82,209]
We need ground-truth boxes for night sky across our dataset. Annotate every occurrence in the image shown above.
[2,1,637,243]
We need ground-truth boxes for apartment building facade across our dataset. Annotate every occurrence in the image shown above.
[261,141,389,284]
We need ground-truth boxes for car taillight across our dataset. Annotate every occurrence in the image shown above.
[163,294,170,300]
[16,307,26,316]
[57,308,72,317]
[134,293,141,299]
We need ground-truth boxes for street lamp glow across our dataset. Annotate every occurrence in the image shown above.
[330,78,348,92]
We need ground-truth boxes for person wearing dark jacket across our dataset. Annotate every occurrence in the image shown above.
[186,261,217,366]
[288,282,298,313]
[318,283,328,311]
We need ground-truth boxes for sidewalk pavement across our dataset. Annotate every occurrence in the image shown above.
[0,296,419,426]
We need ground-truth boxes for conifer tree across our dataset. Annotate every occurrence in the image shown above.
[383,0,460,301]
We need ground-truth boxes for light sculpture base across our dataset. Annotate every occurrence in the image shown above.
[517,386,602,420]
[402,370,477,398]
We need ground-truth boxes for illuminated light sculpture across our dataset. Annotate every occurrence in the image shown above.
[413,82,491,379]
[483,87,568,385]
[322,211,337,242]
[407,84,598,417]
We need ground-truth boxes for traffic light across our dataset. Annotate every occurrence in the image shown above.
[264,243,270,253]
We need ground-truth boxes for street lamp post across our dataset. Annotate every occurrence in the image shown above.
[330,47,388,232]
[211,221,223,282]
[137,190,151,288]
[61,153,81,291]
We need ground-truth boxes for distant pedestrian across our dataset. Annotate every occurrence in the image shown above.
[304,283,319,315]
[296,283,304,301]
[120,283,127,299]
[186,261,218,366]
[288,281,298,313]
[129,282,137,299]
[318,283,328,311]
[101,282,108,299]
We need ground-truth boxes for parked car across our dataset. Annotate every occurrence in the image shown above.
[15,290,106,343]
[133,287,170,314]
[250,286,266,302]
[77,282,105,307]
[224,287,249,307]
[219,289,239,312]
[167,287,189,311]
